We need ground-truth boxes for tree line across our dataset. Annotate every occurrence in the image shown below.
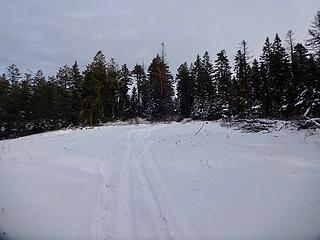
[0,11,319,139]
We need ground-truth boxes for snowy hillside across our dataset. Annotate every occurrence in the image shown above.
[0,122,320,240]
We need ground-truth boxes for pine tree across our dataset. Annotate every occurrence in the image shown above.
[259,37,273,117]
[202,51,215,118]
[0,74,10,138]
[82,51,105,125]
[56,65,73,124]
[132,64,148,117]
[104,58,119,120]
[270,34,291,117]
[233,40,251,117]
[191,53,214,119]
[6,64,22,85]
[18,72,33,133]
[69,61,83,124]
[250,59,262,115]
[118,64,132,120]
[147,54,174,120]
[213,50,233,118]
[6,65,22,136]
[176,62,193,118]
[130,86,138,118]
[307,10,320,56]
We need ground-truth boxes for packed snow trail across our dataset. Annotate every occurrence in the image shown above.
[89,126,202,240]
[1,122,320,240]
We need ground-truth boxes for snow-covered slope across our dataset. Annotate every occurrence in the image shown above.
[0,122,319,240]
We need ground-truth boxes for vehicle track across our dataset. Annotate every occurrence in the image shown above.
[89,126,202,240]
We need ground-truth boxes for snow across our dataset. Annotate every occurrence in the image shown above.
[0,122,320,240]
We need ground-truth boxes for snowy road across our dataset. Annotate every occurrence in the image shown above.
[0,122,320,240]
[90,127,201,240]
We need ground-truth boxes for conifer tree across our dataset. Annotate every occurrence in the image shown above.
[70,61,83,124]
[202,51,215,118]
[6,64,22,133]
[250,59,262,115]
[191,53,214,119]
[233,40,251,117]
[270,34,291,117]
[0,74,10,138]
[104,58,119,120]
[56,65,73,123]
[82,51,105,125]
[147,54,174,120]
[18,72,33,130]
[130,86,138,118]
[176,62,193,118]
[213,50,232,117]
[307,10,320,56]
[118,64,132,120]
[259,37,273,117]
[132,64,148,117]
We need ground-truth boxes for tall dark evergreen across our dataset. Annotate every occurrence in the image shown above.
[259,37,273,117]
[270,34,291,117]
[307,10,320,56]
[234,40,251,116]
[56,65,73,124]
[70,61,83,124]
[0,74,10,138]
[82,51,105,125]
[104,58,119,120]
[147,54,174,120]
[176,62,193,118]
[213,50,233,117]
[249,59,262,115]
[19,72,33,129]
[132,64,148,117]
[191,53,214,119]
[130,86,138,118]
[6,64,22,134]
[303,10,320,118]
[118,64,132,120]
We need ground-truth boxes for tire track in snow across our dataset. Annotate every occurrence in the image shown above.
[113,133,137,240]
[132,131,172,240]
[89,125,202,240]
[135,128,203,240]
[89,131,132,240]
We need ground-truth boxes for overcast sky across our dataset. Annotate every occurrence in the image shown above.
[0,0,319,76]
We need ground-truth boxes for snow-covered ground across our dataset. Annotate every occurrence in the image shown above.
[0,122,320,240]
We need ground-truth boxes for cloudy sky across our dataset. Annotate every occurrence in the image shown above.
[1,0,319,76]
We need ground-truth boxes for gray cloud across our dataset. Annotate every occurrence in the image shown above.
[0,0,319,76]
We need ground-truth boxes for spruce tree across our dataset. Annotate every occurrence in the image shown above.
[6,64,22,134]
[0,74,10,138]
[147,54,174,120]
[130,86,138,118]
[191,53,213,119]
[270,34,291,117]
[250,59,262,116]
[176,62,193,118]
[18,72,33,133]
[307,10,320,56]
[104,58,119,120]
[233,40,251,117]
[69,61,83,124]
[213,50,233,118]
[56,65,73,124]
[118,64,132,120]
[132,64,148,117]
[259,37,275,117]
[82,51,105,125]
